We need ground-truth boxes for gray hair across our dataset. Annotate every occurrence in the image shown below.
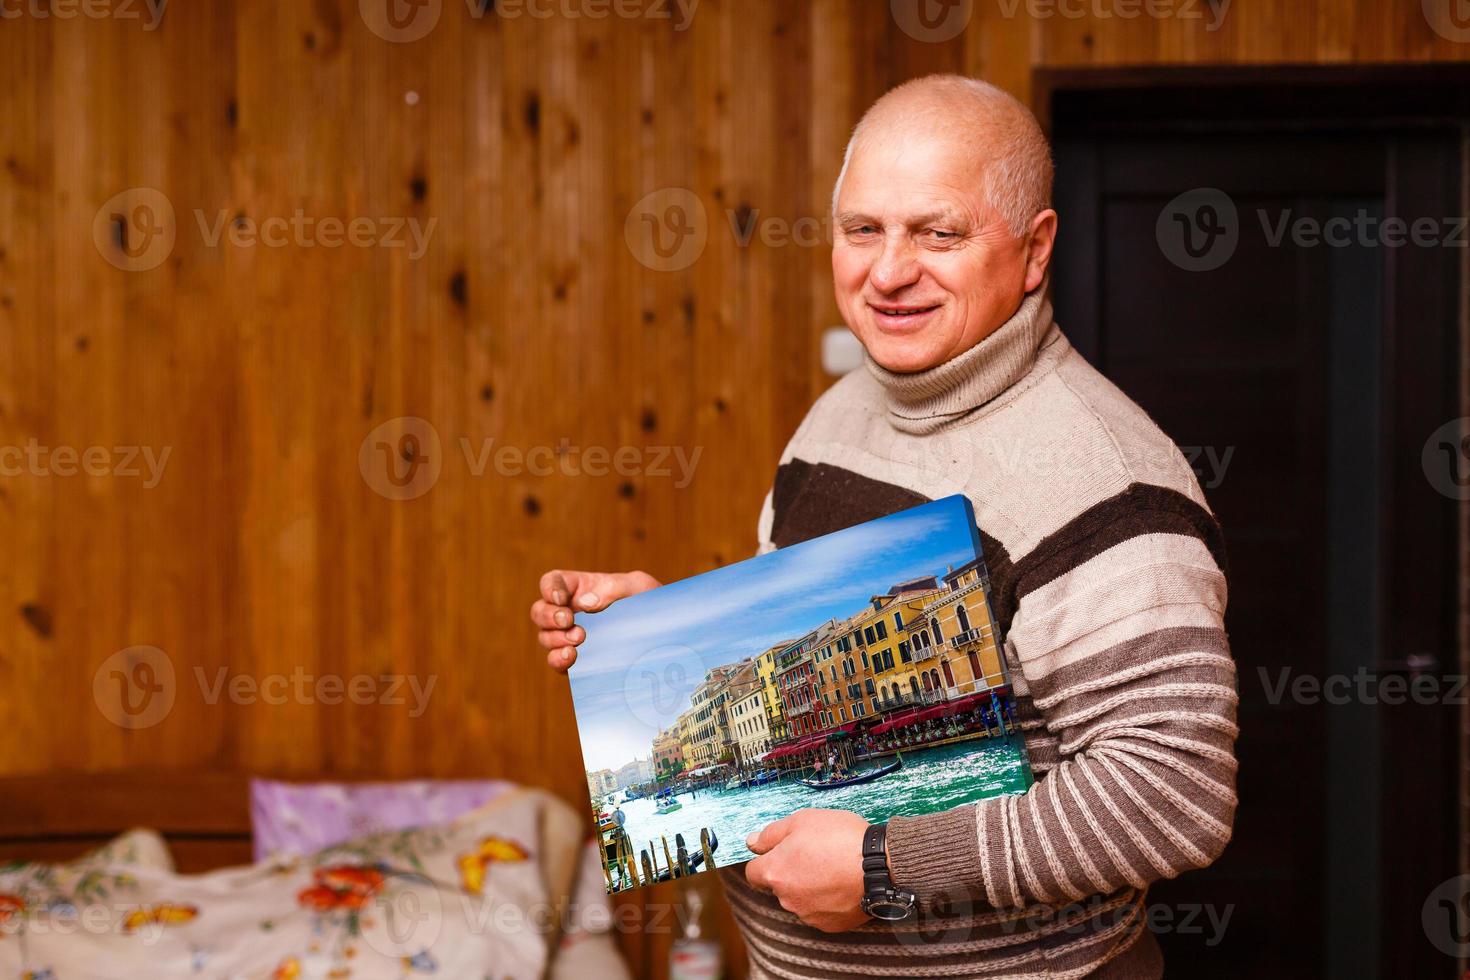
[831,75,1054,238]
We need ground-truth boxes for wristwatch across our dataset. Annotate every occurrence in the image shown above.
[860,823,917,921]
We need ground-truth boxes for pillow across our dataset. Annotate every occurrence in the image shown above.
[249,778,513,860]
[82,827,176,873]
[0,794,552,979]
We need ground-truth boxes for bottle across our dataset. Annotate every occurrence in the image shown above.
[669,882,722,980]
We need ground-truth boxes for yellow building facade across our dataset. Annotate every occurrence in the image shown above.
[904,559,1007,697]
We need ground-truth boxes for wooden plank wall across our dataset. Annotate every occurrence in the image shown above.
[0,1,1463,976]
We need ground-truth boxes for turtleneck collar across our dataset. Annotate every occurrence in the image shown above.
[863,282,1056,434]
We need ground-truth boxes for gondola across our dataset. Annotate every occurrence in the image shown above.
[799,757,903,790]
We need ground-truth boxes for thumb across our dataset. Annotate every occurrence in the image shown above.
[746,815,794,855]
[575,571,656,611]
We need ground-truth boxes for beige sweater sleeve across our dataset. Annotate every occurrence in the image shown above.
[886,492,1239,910]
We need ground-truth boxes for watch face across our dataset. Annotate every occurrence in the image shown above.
[864,896,916,921]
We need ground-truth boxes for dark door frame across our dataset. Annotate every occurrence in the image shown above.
[1035,63,1467,979]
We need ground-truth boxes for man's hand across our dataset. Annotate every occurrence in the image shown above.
[743,809,871,933]
[530,569,660,671]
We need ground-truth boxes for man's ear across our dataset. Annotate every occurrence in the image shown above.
[1022,209,1058,293]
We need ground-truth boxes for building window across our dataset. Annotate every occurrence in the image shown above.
[865,679,875,695]
[958,605,971,633]
[931,616,943,643]
[876,621,888,640]
[922,672,932,691]
[894,611,904,631]
[968,650,982,682]
[909,677,921,698]
[899,640,910,663]
[864,626,876,645]
[861,651,870,669]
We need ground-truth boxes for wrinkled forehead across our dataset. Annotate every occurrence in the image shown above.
[837,128,994,222]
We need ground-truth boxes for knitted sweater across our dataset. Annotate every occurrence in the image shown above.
[720,285,1239,979]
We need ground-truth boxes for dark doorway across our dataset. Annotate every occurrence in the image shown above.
[1043,67,1465,980]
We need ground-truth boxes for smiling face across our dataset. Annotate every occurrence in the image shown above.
[832,99,1056,374]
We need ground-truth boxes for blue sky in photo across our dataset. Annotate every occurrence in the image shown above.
[568,495,981,773]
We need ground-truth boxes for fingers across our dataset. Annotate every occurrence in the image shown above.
[743,854,774,893]
[537,627,584,651]
[539,569,581,606]
[529,599,575,631]
[746,814,793,855]
[575,570,661,612]
[534,570,663,673]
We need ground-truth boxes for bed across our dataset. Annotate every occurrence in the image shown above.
[0,770,633,979]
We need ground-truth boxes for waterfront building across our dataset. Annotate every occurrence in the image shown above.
[689,663,740,767]
[676,709,697,770]
[652,727,683,779]
[614,756,654,789]
[904,559,1008,698]
[754,641,792,741]
[854,577,946,711]
[729,669,772,763]
[585,768,616,800]
[775,621,837,739]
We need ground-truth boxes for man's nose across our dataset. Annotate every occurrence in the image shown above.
[869,235,921,293]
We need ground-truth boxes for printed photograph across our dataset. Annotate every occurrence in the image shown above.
[569,496,1033,894]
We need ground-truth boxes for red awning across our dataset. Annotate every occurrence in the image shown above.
[871,709,920,735]
[768,735,823,760]
[916,704,952,724]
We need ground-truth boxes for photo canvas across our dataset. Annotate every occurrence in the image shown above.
[569,495,1034,894]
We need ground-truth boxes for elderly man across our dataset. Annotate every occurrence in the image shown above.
[531,75,1237,979]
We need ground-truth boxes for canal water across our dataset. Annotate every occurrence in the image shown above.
[612,735,1032,872]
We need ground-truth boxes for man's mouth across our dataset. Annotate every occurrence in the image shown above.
[868,303,941,329]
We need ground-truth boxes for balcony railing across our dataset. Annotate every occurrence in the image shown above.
[911,643,941,663]
[786,700,814,717]
[876,689,951,712]
[949,627,985,649]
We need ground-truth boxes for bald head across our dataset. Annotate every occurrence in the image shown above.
[832,75,1053,238]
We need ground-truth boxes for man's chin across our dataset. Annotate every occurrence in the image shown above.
[863,336,949,374]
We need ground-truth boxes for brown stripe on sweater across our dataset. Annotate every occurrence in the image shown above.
[1008,484,1228,615]
[769,458,931,549]
[1023,626,1231,706]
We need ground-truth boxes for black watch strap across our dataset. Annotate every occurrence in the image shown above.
[861,823,917,921]
[862,823,890,873]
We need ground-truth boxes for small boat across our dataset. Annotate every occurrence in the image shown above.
[656,796,683,814]
[800,757,903,790]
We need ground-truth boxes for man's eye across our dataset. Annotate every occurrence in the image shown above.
[929,229,958,240]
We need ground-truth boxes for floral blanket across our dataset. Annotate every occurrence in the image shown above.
[0,794,555,979]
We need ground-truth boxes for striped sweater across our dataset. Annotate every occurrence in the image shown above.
[720,284,1239,979]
